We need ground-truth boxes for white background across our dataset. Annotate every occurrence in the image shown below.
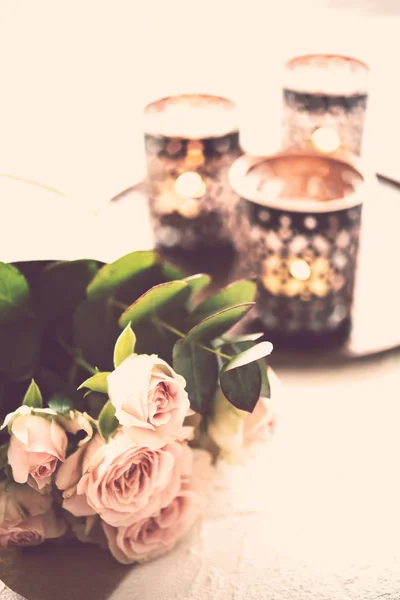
[0,0,399,210]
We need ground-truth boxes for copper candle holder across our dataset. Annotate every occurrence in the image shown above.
[143,94,241,253]
[281,54,369,157]
[230,150,371,344]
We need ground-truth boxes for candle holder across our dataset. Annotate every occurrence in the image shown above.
[281,54,369,156]
[143,94,241,254]
[229,150,371,347]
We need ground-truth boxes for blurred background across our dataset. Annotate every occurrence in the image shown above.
[0,0,399,224]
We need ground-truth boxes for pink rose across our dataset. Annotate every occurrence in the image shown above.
[56,431,196,527]
[0,510,66,548]
[0,481,66,548]
[103,449,213,564]
[7,413,68,489]
[208,368,279,462]
[107,354,190,445]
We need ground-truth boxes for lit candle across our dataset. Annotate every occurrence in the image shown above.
[282,54,369,156]
[311,127,341,154]
[229,150,370,343]
[143,94,242,253]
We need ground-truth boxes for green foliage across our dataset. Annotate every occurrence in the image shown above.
[173,340,218,416]
[98,400,119,442]
[22,379,43,409]
[0,252,273,418]
[0,262,32,323]
[113,324,136,368]
[118,280,190,329]
[47,393,73,414]
[87,251,159,300]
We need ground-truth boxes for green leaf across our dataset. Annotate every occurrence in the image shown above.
[48,393,73,414]
[260,364,271,399]
[118,280,190,329]
[0,443,8,470]
[185,303,255,343]
[0,318,40,382]
[78,372,110,394]
[161,262,185,281]
[184,274,211,296]
[87,251,159,300]
[113,324,136,368]
[22,379,43,409]
[190,280,257,323]
[219,340,271,401]
[173,339,218,416]
[98,400,119,442]
[220,361,261,413]
[228,332,265,343]
[224,341,273,371]
[73,298,120,372]
[37,260,99,322]
[0,263,31,323]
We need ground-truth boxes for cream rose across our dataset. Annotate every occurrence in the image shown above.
[103,449,213,564]
[56,430,195,527]
[7,413,68,489]
[0,481,66,548]
[208,368,279,463]
[107,354,190,444]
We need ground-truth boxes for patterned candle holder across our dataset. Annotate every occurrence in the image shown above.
[143,94,241,253]
[229,150,370,346]
[282,54,369,156]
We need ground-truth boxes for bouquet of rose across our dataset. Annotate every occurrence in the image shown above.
[0,250,276,564]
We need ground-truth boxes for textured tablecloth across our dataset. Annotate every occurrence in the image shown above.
[1,353,399,600]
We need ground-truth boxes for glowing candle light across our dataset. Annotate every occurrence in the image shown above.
[289,259,311,281]
[311,127,340,154]
[174,171,206,199]
[144,94,241,252]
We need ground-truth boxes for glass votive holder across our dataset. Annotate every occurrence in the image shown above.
[229,150,370,346]
[143,94,242,254]
[282,54,369,156]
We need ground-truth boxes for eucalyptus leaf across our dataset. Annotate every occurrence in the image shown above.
[87,251,159,300]
[219,339,271,403]
[184,274,211,296]
[173,339,218,415]
[185,303,255,343]
[161,262,185,281]
[37,260,99,322]
[229,332,265,343]
[260,363,271,399]
[190,280,257,323]
[78,372,110,394]
[113,324,136,368]
[224,341,273,371]
[0,263,31,323]
[22,379,43,409]
[98,400,119,442]
[0,318,40,382]
[73,298,119,371]
[220,361,261,413]
[48,393,73,414]
[118,280,190,329]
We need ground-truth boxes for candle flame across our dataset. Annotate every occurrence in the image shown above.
[290,259,311,281]
[311,127,340,153]
[175,171,206,199]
